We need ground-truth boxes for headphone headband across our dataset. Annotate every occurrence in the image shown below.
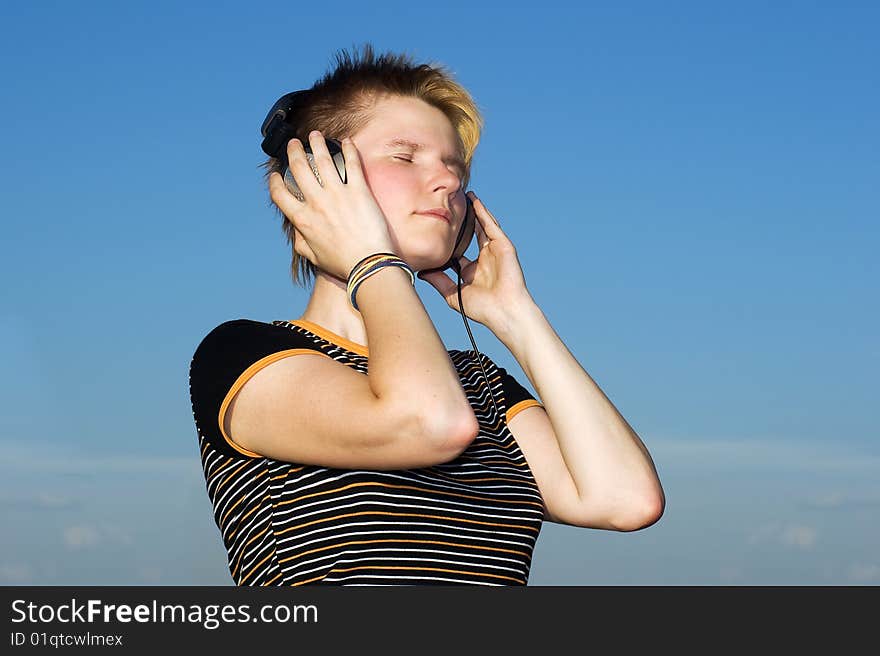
[260,90,312,165]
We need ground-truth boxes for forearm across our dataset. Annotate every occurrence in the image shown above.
[357,266,478,438]
[494,296,664,514]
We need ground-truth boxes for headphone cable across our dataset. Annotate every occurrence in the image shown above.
[448,259,500,420]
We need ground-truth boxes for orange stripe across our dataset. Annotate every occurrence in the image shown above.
[276,510,539,537]
[208,457,235,479]
[479,459,529,468]
[240,551,275,585]
[279,538,528,565]
[228,495,270,541]
[425,469,534,486]
[232,526,269,579]
[289,319,369,356]
[275,480,542,510]
[217,460,252,493]
[220,496,245,528]
[327,564,524,584]
[263,571,284,586]
[507,399,543,423]
[217,469,269,528]
[238,494,270,523]
[270,466,303,481]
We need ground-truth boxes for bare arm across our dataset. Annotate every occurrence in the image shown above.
[357,265,479,443]
[225,266,479,469]
[418,191,664,529]
[497,298,665,530]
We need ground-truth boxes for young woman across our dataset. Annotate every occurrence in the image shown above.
[188,44,665,585]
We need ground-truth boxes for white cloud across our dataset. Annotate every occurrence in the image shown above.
[847,563,880,583]
[802,491,880,510]
[0,563,33,584]
[651,437,880,473]
[0,440,200,477]
[63,525,100,549]
[0,491,76,510]
[99,523,133,546]
[61,523,133,550]
[780,524,817,548]
[748,522,818,550]
[138,566,163,584]
[805,491,847,509]
[35,492,75,508]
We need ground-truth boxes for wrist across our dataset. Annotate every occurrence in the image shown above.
[348,255,415,311]
[489,292,542,344]
[347,248,399,281]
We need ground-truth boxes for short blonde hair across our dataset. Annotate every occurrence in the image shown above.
[258,42,484,288]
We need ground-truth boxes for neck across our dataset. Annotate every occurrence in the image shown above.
[296,270,368,348]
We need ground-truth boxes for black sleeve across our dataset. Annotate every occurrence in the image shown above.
[492,360,543,424]
[188,319,315,458]
[497,362,540,402]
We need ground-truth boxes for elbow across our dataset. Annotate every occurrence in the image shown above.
[420,406,479,462]
[611,491,665,532]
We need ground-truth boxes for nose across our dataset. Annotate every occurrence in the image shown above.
[429,160,463,197]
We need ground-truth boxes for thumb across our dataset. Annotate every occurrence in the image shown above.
[417,269,456,297]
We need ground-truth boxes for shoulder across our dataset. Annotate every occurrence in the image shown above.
[194,318,282,351]
[188,318,318,399]
[191,319,311,362]
[188,318,324,458]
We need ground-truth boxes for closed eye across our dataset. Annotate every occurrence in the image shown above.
[394,154,464,180]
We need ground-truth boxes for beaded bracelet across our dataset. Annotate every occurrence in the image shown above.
[346,253,399,298]
[347,253,415,311]
[348,254,414,307]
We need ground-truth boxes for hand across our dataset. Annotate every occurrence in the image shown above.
[417,191,532,329]
[268,131,396,281]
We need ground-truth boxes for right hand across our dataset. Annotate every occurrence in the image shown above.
[268,130,397,281]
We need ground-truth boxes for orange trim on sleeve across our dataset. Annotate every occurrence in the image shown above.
[218,348,333,458]
[506,399,543,424]
[289,319,369,356]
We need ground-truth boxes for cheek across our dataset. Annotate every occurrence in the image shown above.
[363,164,414,214]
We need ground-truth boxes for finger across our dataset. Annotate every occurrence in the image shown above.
[457,254,475,270]
[339,136,364,185]
[308,130,344,188]
[269,171,305,223]
[292,226,316,264]
[286,137,323,200]
[417,268,459,300]
[467,191,505,239]
[474,211,488,249]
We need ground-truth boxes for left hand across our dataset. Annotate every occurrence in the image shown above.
[418,191,532,329]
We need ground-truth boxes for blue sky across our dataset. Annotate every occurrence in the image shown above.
[1,1,877,585]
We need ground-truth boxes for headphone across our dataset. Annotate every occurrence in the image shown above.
[261,90,500,418]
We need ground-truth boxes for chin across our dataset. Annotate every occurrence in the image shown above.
[401,242,452,273]
[417,261,449,275]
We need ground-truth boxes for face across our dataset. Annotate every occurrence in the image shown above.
[349,95,468,272]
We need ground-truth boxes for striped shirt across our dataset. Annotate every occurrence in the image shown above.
[188,318,545,585]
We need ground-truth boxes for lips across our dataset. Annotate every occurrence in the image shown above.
[417,209,452,223]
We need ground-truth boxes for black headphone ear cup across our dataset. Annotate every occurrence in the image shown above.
[282,167,305,202]
[281,138,347,201]
[451,196,476,262]
[325,138,347,183]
